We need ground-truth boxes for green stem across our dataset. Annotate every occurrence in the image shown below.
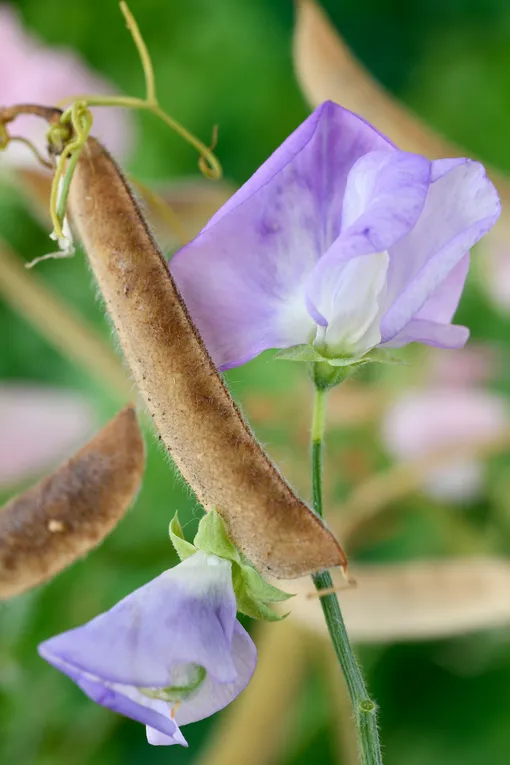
[310,373,383,765]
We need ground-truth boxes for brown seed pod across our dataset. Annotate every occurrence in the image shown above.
[68,136,346,578]
[0,406,144,599]
[284,558,510,642]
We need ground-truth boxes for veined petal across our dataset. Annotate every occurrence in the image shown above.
[71,671,187,745]
[382,319,469,349]
[381,160,500,341]
[38,553,238,687]
[413,254,470,325]
[340,150,431,251]
[305,150,430,354]
[39,553,257,747]
[382,256,471,349]
[147,728,185,746]
[174,622,257,726]
[309,251,389,356]
[171,102,395,369]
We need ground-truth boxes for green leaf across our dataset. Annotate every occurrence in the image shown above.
[169,512,197,561]
[193,509,240,563]
[239,563,294,603]
[232,565,289,621]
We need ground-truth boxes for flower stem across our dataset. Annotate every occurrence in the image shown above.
[310,377,383,765]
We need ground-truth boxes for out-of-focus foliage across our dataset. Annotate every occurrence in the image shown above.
[2,1,510,764]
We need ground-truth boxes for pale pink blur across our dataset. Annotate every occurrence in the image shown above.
[424,344,499,388]
[0,384,96,489]
[0,5,133,165]
[482,231,510,313]
[381,388,509,502]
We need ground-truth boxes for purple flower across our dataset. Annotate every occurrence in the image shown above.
[170,101,500,370]
[38,552,257,747]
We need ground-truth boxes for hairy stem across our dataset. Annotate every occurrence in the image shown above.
[310,373,383,765]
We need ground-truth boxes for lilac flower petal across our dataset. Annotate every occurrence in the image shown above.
[381,160,500,341]
[339,150,431,251]
[382,319,469,349]
[147,728,186,746]
[382,256,471,349]
[174,621,257,726]
[413,254,470,325]
[71,672,186,745]
[39,552,257,747]
[171,102,395,369]
[305,151,431,346]
[38,553,238,687]
[203,101,395,232]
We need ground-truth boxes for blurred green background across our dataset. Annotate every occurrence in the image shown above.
[2,1,510,764]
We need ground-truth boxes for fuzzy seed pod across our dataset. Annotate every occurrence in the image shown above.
[0,406,144,599]
[68,137,345,578]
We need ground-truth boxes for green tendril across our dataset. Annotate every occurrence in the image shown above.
[47,101,93,241]
[43,1,222,250]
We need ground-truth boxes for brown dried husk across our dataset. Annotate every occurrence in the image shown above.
[67,137,346,578]
[283,558,510,642]
[0,406,144,599]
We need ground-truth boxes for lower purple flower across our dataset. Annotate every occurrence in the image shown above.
[38,552,257,746]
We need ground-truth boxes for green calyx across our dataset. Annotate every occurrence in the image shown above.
[169,509,293,622]
[274,344,405,389]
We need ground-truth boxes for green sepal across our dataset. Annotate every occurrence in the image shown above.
[193,508,240,563]
[239,564,294,603]
[232,562,293,621]
[232,564,290,621]
[169,512,197,561]
[274,344,325,362]
[274,344,404,368]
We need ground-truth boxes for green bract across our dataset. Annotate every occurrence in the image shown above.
[169,510,293,621]
[274,344,404,367]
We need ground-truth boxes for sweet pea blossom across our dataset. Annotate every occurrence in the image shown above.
[0,4,132,165]
[171,101,500,370]
[38,551,256,746]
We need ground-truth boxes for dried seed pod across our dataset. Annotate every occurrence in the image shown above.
[285,558,510,642]
[68,137,345,578]
[293,0,510,210]
[293,0,460,158]
[0,406,144,599]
